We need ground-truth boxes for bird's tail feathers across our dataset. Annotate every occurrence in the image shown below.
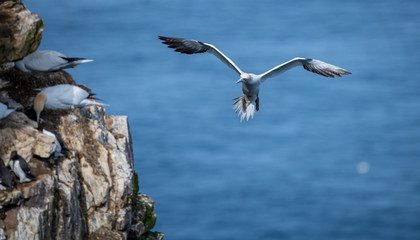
[79,99,108,107]
[50,58,93,71]
[61,57,94,64]
[72,59,94,65]
[66,59,93,69]
[233,95,257,122]
[87,93,106,103]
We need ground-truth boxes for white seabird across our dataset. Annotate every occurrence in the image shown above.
[14,50,93,72]
[0,158,15,192]
[9,151,36,183]
[0,102,15,120]
[42,129,65,158]
[159,36,351,122]
[33,84,105,123]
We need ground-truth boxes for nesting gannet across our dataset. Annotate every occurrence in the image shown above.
[0,158,15,192]
[9,151,36,183]
[33,84,105,123]
[159,36,351,122]
[0,102,15,120]
[15,50,93,72]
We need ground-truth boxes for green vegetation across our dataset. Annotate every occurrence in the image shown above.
[132,171,141,223]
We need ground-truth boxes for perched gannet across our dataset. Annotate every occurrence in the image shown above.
[0,102,15,120]
[15,50,93,72]
[0,158,15,192]
[33,84,105,123]
[159,36,351,122]
[9,151,36,183]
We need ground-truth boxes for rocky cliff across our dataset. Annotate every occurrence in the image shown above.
[0,0,43,63]
[0,1,163,239]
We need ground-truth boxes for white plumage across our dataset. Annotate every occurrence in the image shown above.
[159,36,351,122]
[34,84,105,123]
[42,129,64,158]
[9,151,36,183]
[41,84,99,109]
[15,50,93,72]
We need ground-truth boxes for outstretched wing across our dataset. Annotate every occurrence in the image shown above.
[159,36,243,75]
[259,57,351,82]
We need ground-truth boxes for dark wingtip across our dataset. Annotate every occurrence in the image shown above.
[158,36,176,43]
[158,36,208,55]
[158,36,170,46]
[61,57,87,63]
[336,70,352,77]
[159,36,176,48]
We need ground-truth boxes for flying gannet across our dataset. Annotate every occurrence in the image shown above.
[33,84,105,123]
[0,158,15,192]
[14,50,93,72]
[9,151,36,183]
[159,36,351,122]
[0,102,15,120]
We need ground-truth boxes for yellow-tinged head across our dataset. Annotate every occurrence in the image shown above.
[236,73,252,84]
[33,92,46,124]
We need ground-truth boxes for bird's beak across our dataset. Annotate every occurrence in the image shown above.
[36,112,40,124]
[236,78,244,84]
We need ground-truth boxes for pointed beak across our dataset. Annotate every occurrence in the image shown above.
[236,78,244,84]
[36,112,40,124]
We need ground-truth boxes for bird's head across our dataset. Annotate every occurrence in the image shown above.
[33,92,46,124]
[236,73,251,84]
[10,151,18,160]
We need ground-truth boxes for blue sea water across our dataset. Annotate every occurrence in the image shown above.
[24,0,420,239]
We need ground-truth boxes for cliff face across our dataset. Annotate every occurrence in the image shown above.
[0,67,162,240]
[0,0,43,63]
[0,105,130,239]
[0,1,162,240]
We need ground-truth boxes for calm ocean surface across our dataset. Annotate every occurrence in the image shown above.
[25,0,420,239]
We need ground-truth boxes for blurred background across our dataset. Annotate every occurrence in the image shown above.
[25,0,420,239]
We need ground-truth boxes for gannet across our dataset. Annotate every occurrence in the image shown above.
[9,151,36,183]
[0,102,15,120]
[14,50,93,72]
[33,84,105,123]
[159,36,351,122]
[0,158,15,192]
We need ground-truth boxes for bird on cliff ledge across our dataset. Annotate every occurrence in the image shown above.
[33,84,105,124]
[14,50,93,72]
[9,151,36,184]
[159,36,351,122]
[42,129,66,158]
